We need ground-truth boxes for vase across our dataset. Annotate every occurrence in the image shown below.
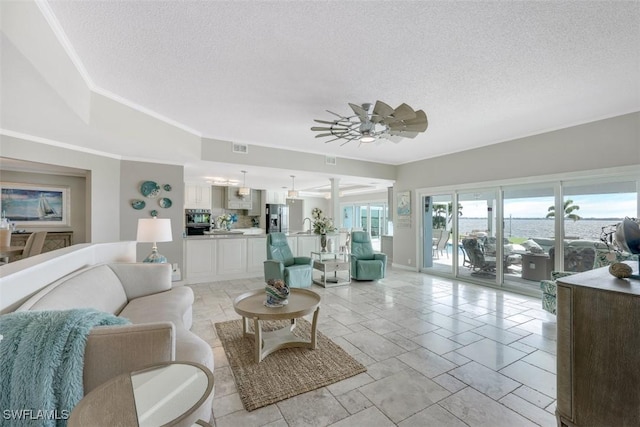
[321,233,327,252]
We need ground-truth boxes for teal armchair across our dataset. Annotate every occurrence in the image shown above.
[350,231,387,281]
[264,232,313,288]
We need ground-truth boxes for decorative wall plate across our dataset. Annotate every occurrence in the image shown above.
[140,181,161,198]
[131,200,146,210]
[159,197,172,208]
[163,184,172,191]
[150,210,158,217]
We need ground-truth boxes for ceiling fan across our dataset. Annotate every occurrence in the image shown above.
[311,100,428,146]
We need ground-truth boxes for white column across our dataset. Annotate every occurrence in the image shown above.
[329,178,340,228]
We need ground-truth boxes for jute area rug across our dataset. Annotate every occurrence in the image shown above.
[215,318,367,411]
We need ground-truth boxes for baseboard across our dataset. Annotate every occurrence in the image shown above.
[391,263,419,272]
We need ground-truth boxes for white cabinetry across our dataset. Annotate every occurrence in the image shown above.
[247,189,262,216]
[185,239,216,283]
[247,237,267,274]
[297,235,320,257]
[217,238,247,275]
[185,184,212,209]
[265,190,287,204]
[225,187,252,210]
[286,236,298,257]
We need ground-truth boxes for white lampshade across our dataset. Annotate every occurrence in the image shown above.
[238,187,251,197]
[287,190,299,198]
[137,218,172,242]
[137,218,172,263]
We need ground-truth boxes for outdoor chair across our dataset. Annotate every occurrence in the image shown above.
[461,238,496,273]
[350,231,387,281]
[433,230,450,259]
[264,232,313,288]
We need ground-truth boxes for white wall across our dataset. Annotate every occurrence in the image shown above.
[393,112,640,269]
[120,160,184,268]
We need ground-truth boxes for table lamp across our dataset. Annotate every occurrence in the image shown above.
[137,218,172,263]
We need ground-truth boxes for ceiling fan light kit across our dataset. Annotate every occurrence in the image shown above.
[311,100,428,146]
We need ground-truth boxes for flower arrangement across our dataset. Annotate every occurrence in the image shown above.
[311,208,337,235]
[216,213,237,230]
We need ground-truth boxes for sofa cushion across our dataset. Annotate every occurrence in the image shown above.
[17,265,128,315]
[118,287,194,330]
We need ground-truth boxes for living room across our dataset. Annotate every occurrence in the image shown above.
[1,1,639,426]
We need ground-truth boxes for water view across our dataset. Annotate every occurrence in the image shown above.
[459,218,623,241]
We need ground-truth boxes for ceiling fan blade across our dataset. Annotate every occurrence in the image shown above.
[389,130,420,139]
[311,126,335,131]
[388,135,404,143]
[402,110,428,128]
[348,103,369,122]
[314,119,340,125]
[372,100,395,118]
[392,103,417,121]
[326,110,348,119]
[315,131,348,138]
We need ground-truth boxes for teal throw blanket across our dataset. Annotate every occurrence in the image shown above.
[0,309,129,427]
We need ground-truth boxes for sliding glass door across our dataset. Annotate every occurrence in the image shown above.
[417,173,639,295]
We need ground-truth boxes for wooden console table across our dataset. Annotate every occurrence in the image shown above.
[9,231,73,261]
[556,262,640,426]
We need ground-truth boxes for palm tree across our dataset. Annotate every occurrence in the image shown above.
[546,199,582,221]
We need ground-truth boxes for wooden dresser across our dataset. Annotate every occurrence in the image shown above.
[556,262,640,426]
[10,231,73,260]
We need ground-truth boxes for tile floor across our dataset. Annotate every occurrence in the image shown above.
[189,268,558,427]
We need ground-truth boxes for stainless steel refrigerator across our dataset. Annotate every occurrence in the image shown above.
[265,204,289,233]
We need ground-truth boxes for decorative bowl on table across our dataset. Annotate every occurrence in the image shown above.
[264,279,290,308]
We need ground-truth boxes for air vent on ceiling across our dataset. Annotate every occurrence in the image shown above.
[325,156,337,166]
[232,143,248,154]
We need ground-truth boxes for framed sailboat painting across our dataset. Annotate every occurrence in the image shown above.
[0,182,70,227]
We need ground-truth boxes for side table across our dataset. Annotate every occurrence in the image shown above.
[311,251,351,288]
[69,361,214,427]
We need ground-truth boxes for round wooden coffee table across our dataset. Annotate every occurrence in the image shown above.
[233,288,321,363]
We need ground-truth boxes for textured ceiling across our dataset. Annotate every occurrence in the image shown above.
[7,1,640,190]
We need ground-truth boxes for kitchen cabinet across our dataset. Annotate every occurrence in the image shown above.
[297,234,320,256]
[184,234,322,284]
[225,186,252,210]
[265,190,286,204]
[247,237,267,274]
[286,236,297,257]
[185,184,211,209]
[217,238,247,275]
[556,263,640,426]
[247,189,262,216]
[184,239,216,283]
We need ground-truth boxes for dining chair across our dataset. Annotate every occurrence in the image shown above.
[22,231,48,258]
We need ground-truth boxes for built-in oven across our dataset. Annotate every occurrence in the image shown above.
[185,209,212,235]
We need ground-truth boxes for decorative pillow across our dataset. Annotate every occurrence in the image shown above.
[522,239,544,253]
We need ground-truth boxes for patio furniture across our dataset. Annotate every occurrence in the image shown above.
[433,230,450,259]
[461,238,496,273]
[264,232,313,288]
[540,245,635,315]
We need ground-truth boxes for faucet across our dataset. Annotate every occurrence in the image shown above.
[303,217,312,233]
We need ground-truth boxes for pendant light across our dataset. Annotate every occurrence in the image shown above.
[238,170,250,197]
[288,175,299,198]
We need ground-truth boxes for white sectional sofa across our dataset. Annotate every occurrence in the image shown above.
[0,243,213,424]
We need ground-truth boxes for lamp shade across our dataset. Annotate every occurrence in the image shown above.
[137,218,172,243]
